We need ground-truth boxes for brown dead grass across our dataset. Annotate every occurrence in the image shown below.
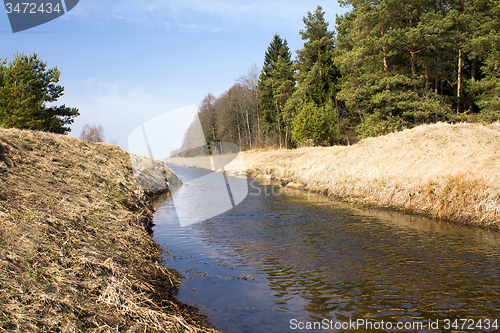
[0,128,218,332]
[168,122,500,231]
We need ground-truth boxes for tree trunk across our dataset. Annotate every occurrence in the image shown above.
[275,102,282,149]
[237,121,242,149]
[285,125,288,150]
[278,117,282,149]
[457,49,462,114]
[435,56,440,95]
[469,56,477,115]
[469,10,477,116]
[410,51,417,122]
[245,105,252,149]
[383,46,392,117]
[425,62,429,90]
[257,112,261,146]
[382,29,391,117]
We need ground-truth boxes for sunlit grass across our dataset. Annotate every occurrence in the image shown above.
[170,122,500,230]
[0,128,216,332]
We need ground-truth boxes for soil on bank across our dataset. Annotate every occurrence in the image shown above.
[0,128,219,332]
[168,122,500,231]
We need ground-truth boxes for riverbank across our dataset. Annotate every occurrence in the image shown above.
[168,122,500,231]
[0,129,218,332]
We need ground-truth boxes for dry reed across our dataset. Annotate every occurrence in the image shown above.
[0,128,218,332]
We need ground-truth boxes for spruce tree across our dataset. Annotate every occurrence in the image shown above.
[291,6,342,146]
[296,6,335,83]
[258,34,295,148]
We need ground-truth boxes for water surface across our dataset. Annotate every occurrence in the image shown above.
[153,165,500,332]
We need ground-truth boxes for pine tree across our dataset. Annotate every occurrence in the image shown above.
[467,0,500,120]
[0,53,79,134]
[336,0,454,139]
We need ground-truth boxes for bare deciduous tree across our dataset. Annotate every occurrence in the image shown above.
[80,124,105,143]
[180,66,261,155]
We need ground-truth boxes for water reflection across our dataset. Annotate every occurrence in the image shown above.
[153,166,500,333]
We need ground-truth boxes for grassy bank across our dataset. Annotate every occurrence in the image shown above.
[168,122,500,231]
[0,129,218,332]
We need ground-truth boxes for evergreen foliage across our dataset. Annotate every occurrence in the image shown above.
[258,35,295,148]
[188,2,500,153]
[0,53,79,134]
[292,101,340,146]
[291,6,344,146]
[296,6,335,83]
[336,0,500,138]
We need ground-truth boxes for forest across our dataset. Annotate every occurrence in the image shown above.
[176,0,500,155]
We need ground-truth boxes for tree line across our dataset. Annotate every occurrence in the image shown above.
[183,0,500,154]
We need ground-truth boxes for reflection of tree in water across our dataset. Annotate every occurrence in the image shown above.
[198,188,500,323]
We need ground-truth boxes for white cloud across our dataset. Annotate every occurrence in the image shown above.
[66,0,344,32]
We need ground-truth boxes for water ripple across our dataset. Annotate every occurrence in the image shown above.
[154,166,500,333]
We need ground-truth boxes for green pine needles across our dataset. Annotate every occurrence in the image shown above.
[0,53,79,134]
[188,2,500,151]
[337,0,500,139]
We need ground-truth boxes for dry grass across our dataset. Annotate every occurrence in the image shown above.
[168,122,500,231]
[0,128,218,332]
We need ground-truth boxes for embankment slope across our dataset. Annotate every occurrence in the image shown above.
[169,122,500,231]
[0,129,216,332]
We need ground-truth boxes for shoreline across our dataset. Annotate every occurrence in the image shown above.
[0,128,218,332]
[167,122,500,232]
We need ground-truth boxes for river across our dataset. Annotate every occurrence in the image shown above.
[153,165,500,333]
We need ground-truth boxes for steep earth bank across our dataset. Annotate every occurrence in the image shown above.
[0,128,218,332]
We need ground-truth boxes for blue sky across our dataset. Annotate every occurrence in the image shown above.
[2,0,348,150]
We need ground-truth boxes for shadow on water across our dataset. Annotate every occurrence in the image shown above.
[153,165,500,333]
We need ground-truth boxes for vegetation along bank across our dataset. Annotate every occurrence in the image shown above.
[168,122,500,231]
[0,128,218,332]
[176,2,500,156]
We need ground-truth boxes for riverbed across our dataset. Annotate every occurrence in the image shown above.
[153,165,500,333]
